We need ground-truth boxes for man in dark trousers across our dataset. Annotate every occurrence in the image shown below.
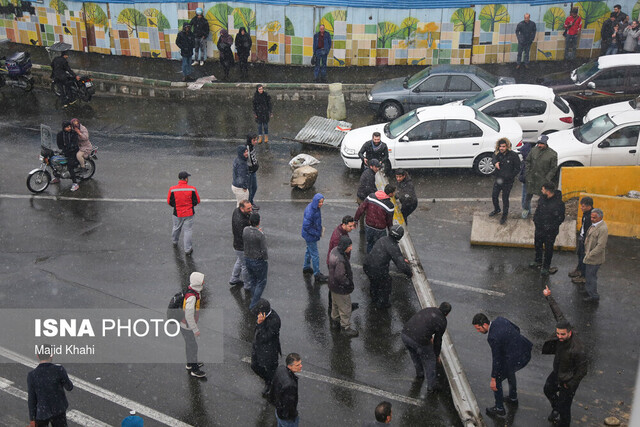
[523,135,557,219]
[230,200,252,287]
[531,182,565,276]
[568,196,593,285]
[355,184,396,253]
[312,24,332,83]
[490,138,521,225]
[50,51,79,107]
[472,313,533,417]
[601,13,618,55]
[326,215,357,314]
[542,286,588,427]
[246,133,260,210]
[180,272,206,378]
[244,212,269,310]
[190,7,209,66]
[358,132,391,176]
[28,346,74,427]
[328,236,358,337]
[251,298,282,397]
[401,302,452,393]
[167,171,201,255]
[56,121,80,192]
[175,22,195,82]
[395,169,417,224]
[515,13,536,69]
[271,353,302,427]
[363,225,412,309]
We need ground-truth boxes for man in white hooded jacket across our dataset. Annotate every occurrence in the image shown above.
[181,272,206,378]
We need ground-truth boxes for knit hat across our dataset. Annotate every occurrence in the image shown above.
[189,272,205,292]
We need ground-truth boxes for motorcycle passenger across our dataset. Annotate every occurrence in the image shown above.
[51,51,80,107]
[70,118,93,169]
[55,121,80,191]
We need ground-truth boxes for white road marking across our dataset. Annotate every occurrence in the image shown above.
[0,346,192,427]
[240,357,422,406]
[0,376,111,427]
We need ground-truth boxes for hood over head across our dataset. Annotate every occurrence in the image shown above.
[311,193,325,208]
[337,235,352,254]
[189,272,205,292]
[246,133,258,144]
[252,298,271,315]
[237,145,247,159]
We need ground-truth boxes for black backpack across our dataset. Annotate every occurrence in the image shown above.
[167,288,198,321]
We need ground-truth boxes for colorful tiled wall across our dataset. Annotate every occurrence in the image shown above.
[0,1,631,65]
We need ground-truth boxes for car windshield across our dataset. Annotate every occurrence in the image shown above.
[574,113,616,144]
[386,110,420,138]
[574,61,599,84]
[475,67,499,87]
[462,89,495,108]
[474,109,500,132]
[407,67,431,88]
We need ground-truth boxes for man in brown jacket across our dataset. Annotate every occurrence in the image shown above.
[582,208,608,302]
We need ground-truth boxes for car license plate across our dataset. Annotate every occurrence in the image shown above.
[84,81,93,87]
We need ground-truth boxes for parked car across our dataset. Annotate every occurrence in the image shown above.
[583,96,640,123]
[547,110,640,169]
[367,65,515,121]
[538,54,640,120]
[341,105,523,176]
[449,84,574,142]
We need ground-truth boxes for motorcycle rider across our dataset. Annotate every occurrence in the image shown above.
[50,51,80,107]
[55,121,80,191]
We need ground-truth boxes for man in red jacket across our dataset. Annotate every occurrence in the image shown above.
[167,171,201,255]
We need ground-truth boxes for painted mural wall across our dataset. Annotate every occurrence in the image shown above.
[0,1,637,66]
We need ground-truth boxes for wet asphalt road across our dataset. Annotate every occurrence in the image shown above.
[0,91,639,426]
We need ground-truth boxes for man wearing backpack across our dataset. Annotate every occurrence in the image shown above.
[180,272,206,378]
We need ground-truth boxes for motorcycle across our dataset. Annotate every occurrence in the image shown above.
[0,51,34,92]
[27,144,98,193]
[51,75,95,106]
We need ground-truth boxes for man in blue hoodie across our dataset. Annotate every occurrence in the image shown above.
[302,193,328,284]
[232,145,250,207]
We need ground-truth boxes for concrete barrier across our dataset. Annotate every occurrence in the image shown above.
[579,193,640,238]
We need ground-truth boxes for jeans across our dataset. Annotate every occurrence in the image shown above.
[517,43,531,64]
[314,53,328,79]
[544,371,576,427]
[245,258,268,309]
[193,38,207,61]
[401,333,437,389]
[523,192,533,211]
[365,226,387,254]
[172,215,194,252]
[494,370,518,409]
[584,264,601,299]
[534,227,559,269]
[181,55,193,76]
[64,153,79,183]
[565,35,578,60]
[605,44,618,55]
[303,240,320,275]
[257,122,269,136]
[248,172,258,205]
[180,328,198,367]
[492,180,514,214]
[35,413,68,427]
[275,411,299,427]
[230,249,248,284]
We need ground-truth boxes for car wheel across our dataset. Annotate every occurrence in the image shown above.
[473,153,495,176]
[380,101,403,121]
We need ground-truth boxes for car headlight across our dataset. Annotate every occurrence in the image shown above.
[367,93,373,102]
[344,148,356,155]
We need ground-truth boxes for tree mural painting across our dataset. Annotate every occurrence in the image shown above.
[633,0,640,21]
[378,21,400,48]
[479,4,510,32]
[83,3,108,27]
[543,7,566,30]
[233,7,255,32]
[118,8,146,37]
[143,8,170,32]
[578,1,610,41]
[451,7,475,31]
[417,22,439,49]
[318,10,347,34]
[285,16,295,36]
[206,3,233,43]
[49,0,67,15]
[399,16,418,46]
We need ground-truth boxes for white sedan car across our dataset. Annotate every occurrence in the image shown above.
[583,96,640,123]
[547,110,640,168]
[450,84,574,141]
[340,105,523,175]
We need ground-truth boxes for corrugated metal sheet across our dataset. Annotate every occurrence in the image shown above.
[291,116,352,148]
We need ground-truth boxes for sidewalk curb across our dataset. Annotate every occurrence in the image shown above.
[30,64,372,101]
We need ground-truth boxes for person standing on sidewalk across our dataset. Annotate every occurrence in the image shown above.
[27,346,74,427]
[582,208,608,303]
[302,193,329,284]
[542,286,588,427]
[230,199,252,287]
[568,197,593,285]
[190,8,209,66]
[563,8,582,60]
[176,23,195,82]
[472,313,533,418]
[515,13,536,69]
[167,171,201,255]
[232,145,250,206]
[328,235,358,337]
[235,27,252,79]
[489,138,521,225]
[251,298,282,397]
[253,85,273,143]
[395,169,418,224]
[401,302,451,393]
[271,353,302,427]
[523,135,557,219]
[354,184,396,253]
[601,13,618,55]
[623,20,640,53]
[531,182,565,276]
[217,29,234,80]
[358,132,391,176]
[180,272,206,378]
[244,213,269,310]
[312,24,332,83]
[246,133,260,210]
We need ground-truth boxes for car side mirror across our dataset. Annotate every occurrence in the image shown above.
[598,140,610,148]
[400,136,409,142]
[413,87,421,93]
[587,82,596,90]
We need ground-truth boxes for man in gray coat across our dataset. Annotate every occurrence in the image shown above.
[582,208,608,302]
[523,135,557,218]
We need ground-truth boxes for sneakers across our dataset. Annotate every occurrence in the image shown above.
[70,183,79,192]
[50,177,60,184]
[229,280,244,287]
[251,204,260,211]
[529,261,542,269]
[488,209,501,217]
[302,267,314,275]
[191,60,198,66]
[568,268,581,278]
[521,209,530,219]
[314,273,329,283]
[499,214,507,225]
[199,61,204,66]
[185,248,193,256]
[341,327,359,337]
[548,267,558,274]
[186,362,204,370]
[190,369,206,378]
[571,276,586,284]
[506,396,519,405]
[486,406,506,417]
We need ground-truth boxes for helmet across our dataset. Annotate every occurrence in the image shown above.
[195,7,203,15]
[389,225,404,241]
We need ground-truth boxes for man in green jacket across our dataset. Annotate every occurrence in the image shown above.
[582,208,608,302]
[523,135,558,218]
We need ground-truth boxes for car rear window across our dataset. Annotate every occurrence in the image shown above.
[553,96,570,114]
[463,89,495,108]
[475,109,500,132]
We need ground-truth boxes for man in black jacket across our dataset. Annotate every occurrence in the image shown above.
[358,132,392,176]
[515,13,536,69]
[246,133,260,210]
[56,121,80,191]
[569,196,592,284]
[531,182,565,275]
[50,51,79,107]
[357,159,381,202]
[395,169,417,224]
[542,286,588,427]
[28,347,74,427]
[271,353,302,426]
[230,200,252,287]
[189,8,209,66]
[328,236,358,337]
[363,225,412,308]
[401,302,451,393]
[490,138,521,225]
[601,13,617,55]
[176,22,195,82]
[251,298,282,397]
